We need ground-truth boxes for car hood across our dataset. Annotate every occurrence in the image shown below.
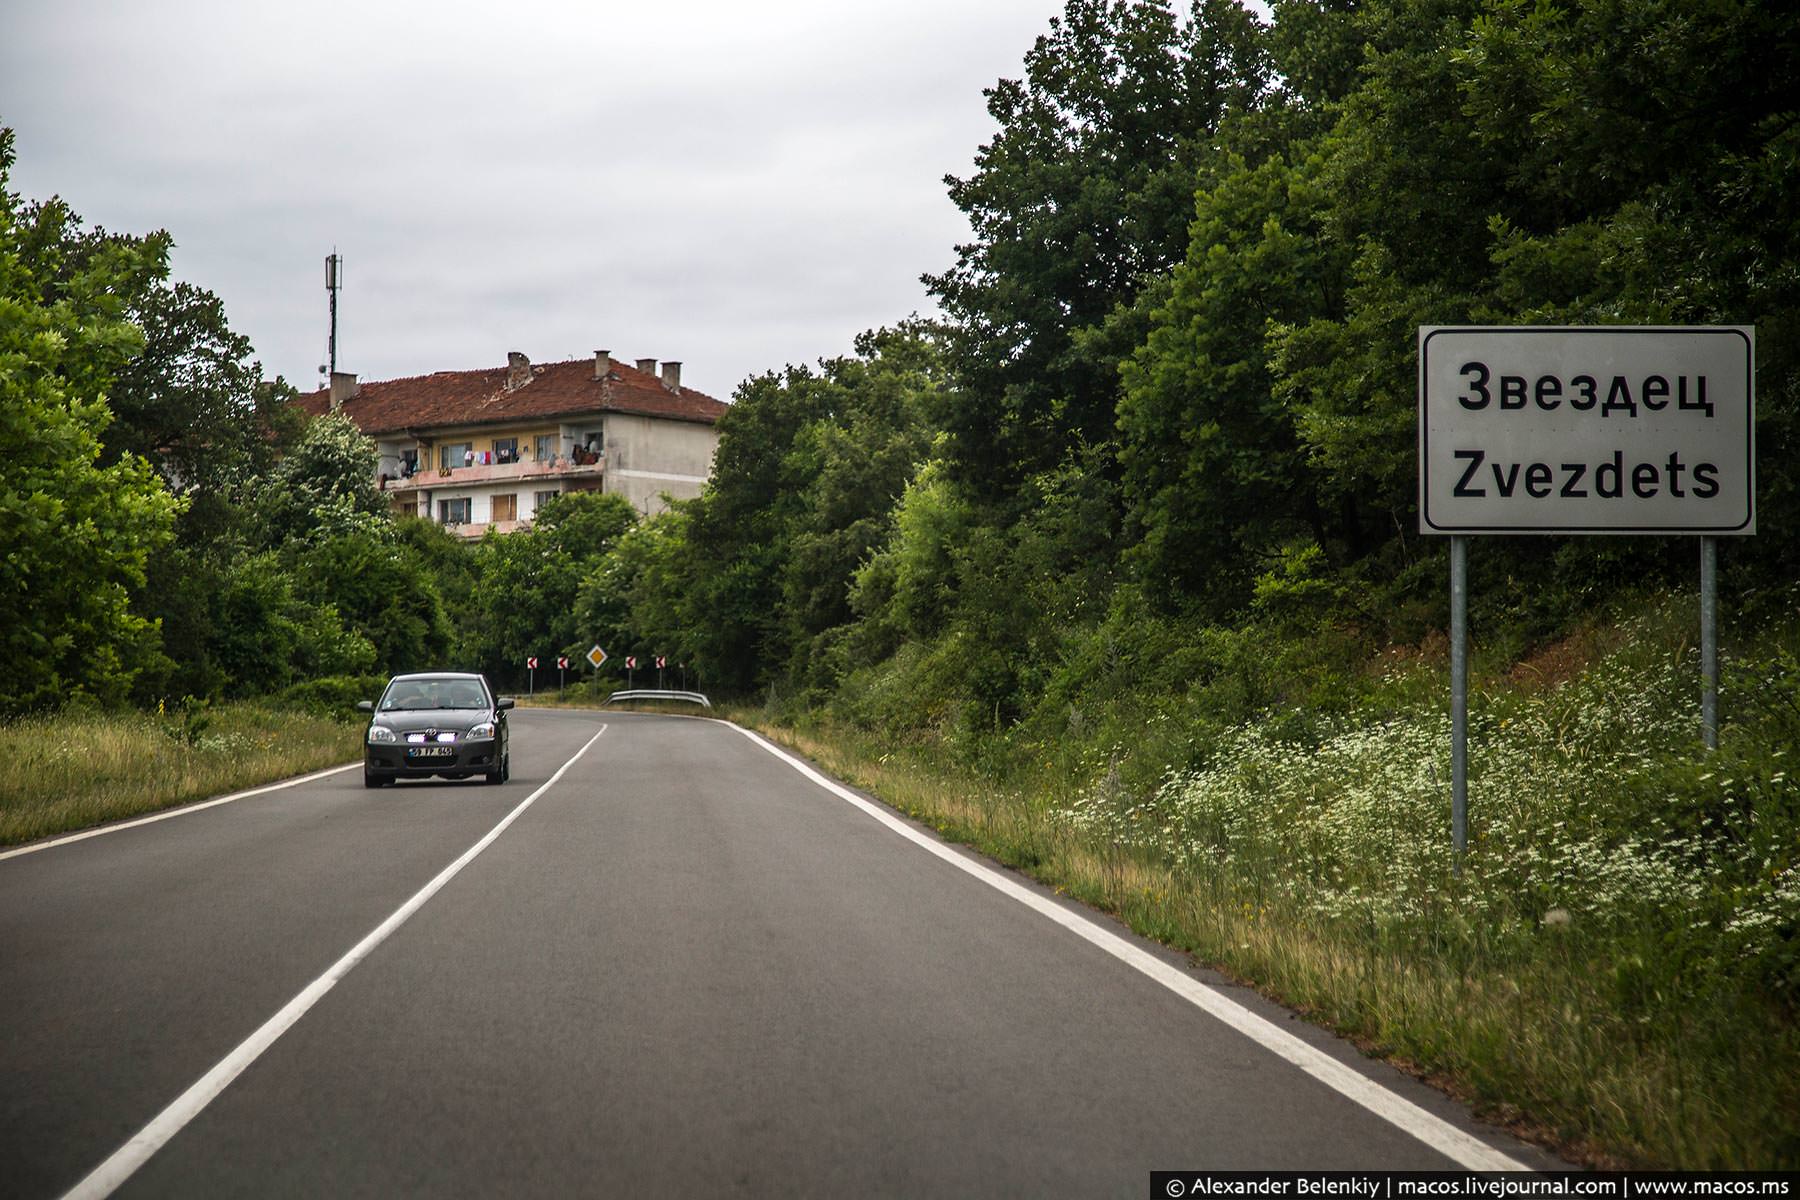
[371,708,493,735]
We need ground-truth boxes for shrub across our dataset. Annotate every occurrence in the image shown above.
[275,674,391,718]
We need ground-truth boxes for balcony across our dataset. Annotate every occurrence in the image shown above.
[441,519,531,539]
[380,453,605,496]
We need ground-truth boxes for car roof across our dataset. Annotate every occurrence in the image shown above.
[385,672,488,683]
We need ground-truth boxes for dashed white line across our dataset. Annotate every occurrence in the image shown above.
[61,724,609,1200]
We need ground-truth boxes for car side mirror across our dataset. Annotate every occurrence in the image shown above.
[356,700,374,712]
[496,698,515,711]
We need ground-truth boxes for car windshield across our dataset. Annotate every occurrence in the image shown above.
[381,680,488,711]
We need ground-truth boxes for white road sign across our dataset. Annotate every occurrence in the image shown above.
[1419,326,1754,534]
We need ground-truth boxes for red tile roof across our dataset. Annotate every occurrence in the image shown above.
[295,356,728,436]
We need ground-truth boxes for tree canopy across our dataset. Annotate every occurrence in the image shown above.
[1,131,182,715]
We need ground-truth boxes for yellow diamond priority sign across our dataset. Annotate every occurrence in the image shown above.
[585,644,607,669]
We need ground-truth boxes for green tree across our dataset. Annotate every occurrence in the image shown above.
[669,365,836,694]
[16,177,310,701]
[106,280,296,497]
[291,535,454,675]
[576,506,693,676]
[850,455,974,649]
[1111,0,1372,614]
[251,410,388,548]
[1118,142,1346,614]
[1267,0,1800,603]
[0,131,182,715]
[9,177,297,503]
[778,324,943,682]
[626,327,943,698]
[925,0,1269,495]
[121,292,303,698]
[395,513,480,650]
[464,492,637,685]
[205,552,375,695]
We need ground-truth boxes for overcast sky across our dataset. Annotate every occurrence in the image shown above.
[1,0,1073,401]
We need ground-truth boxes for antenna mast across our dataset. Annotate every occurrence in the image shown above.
[325,252,344,376]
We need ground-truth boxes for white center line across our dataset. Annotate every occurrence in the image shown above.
[62,723,609,1200]
[725,721,1531,1173]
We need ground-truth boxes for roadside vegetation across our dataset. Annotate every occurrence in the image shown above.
[0,701,362,846]
[6,0,1799,1169]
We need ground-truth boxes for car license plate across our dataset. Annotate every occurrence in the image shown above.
[409,746,453,758]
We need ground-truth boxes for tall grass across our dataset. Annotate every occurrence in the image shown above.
[737,595,1800,1168]
[0,703,362,846]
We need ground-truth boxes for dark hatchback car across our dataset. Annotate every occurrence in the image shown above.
[359,672,513,787]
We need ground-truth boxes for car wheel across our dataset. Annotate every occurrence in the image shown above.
[486,754,506,785]
[364,768,383,789]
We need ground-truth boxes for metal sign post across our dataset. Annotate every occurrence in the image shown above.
[1450,536,1469,871]
[1701,537,1719,751]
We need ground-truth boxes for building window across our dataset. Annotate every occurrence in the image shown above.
[440,442,472,471]
[401,449,418,477]
[492,493,518,523]
[534,490,560,511]
[439,498,471,525]
[535,434,557,462]
[494,438,518,464]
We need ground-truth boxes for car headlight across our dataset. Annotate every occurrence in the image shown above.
[468,721,496,739]
[367,725,398,744]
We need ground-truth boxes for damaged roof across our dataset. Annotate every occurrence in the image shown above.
[295,355,728,436]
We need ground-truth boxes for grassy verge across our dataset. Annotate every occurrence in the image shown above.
[0,703,363,847]
[729,597,1800,1168]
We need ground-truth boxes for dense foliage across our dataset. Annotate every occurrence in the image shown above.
[13,0,1795,721]
[1,131,181,714]
[609,0,1800,729]
[7,0,1796,728]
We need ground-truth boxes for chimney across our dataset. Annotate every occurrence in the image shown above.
[329,371,358,410]
[506,351,532,391]
[635,357,656,375]
[660,361,682,392]
[593,350,612,380]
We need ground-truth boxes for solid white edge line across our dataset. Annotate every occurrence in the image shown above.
[722,721,1531,1174]
[61,724,610,1200]
[0,763,363,863]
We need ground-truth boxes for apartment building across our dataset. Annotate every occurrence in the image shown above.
[297,350,727,537]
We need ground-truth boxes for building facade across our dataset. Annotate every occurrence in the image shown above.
[298,351,727,538]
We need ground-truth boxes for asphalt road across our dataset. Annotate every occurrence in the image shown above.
[0,709,1563,1197]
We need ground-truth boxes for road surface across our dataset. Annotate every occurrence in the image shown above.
[0,709,1561,1197]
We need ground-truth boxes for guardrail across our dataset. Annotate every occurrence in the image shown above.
[606,689,712,709]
